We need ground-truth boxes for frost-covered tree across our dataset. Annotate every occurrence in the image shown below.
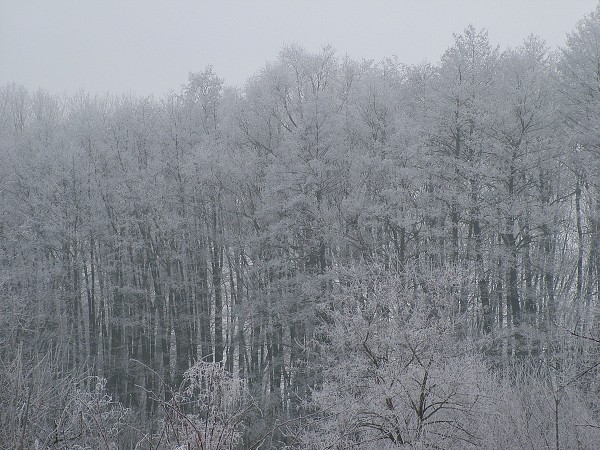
[299,268,486,449]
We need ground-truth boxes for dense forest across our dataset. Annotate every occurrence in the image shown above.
[3,6,600,450]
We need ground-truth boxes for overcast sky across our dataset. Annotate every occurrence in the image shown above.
[1,1,597,97]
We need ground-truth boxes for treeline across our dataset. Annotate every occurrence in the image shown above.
[1,8,600,449]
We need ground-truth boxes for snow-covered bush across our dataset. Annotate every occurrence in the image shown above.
[159,361,254,450]
[42,376,130,449]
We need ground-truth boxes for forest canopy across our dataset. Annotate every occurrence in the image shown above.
[2,5,600,449]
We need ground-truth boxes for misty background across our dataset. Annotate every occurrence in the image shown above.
[1,0,596,95]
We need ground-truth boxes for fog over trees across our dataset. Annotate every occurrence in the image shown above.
[3,6,600,450]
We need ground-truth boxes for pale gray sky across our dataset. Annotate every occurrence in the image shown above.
[0,0,597,97]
